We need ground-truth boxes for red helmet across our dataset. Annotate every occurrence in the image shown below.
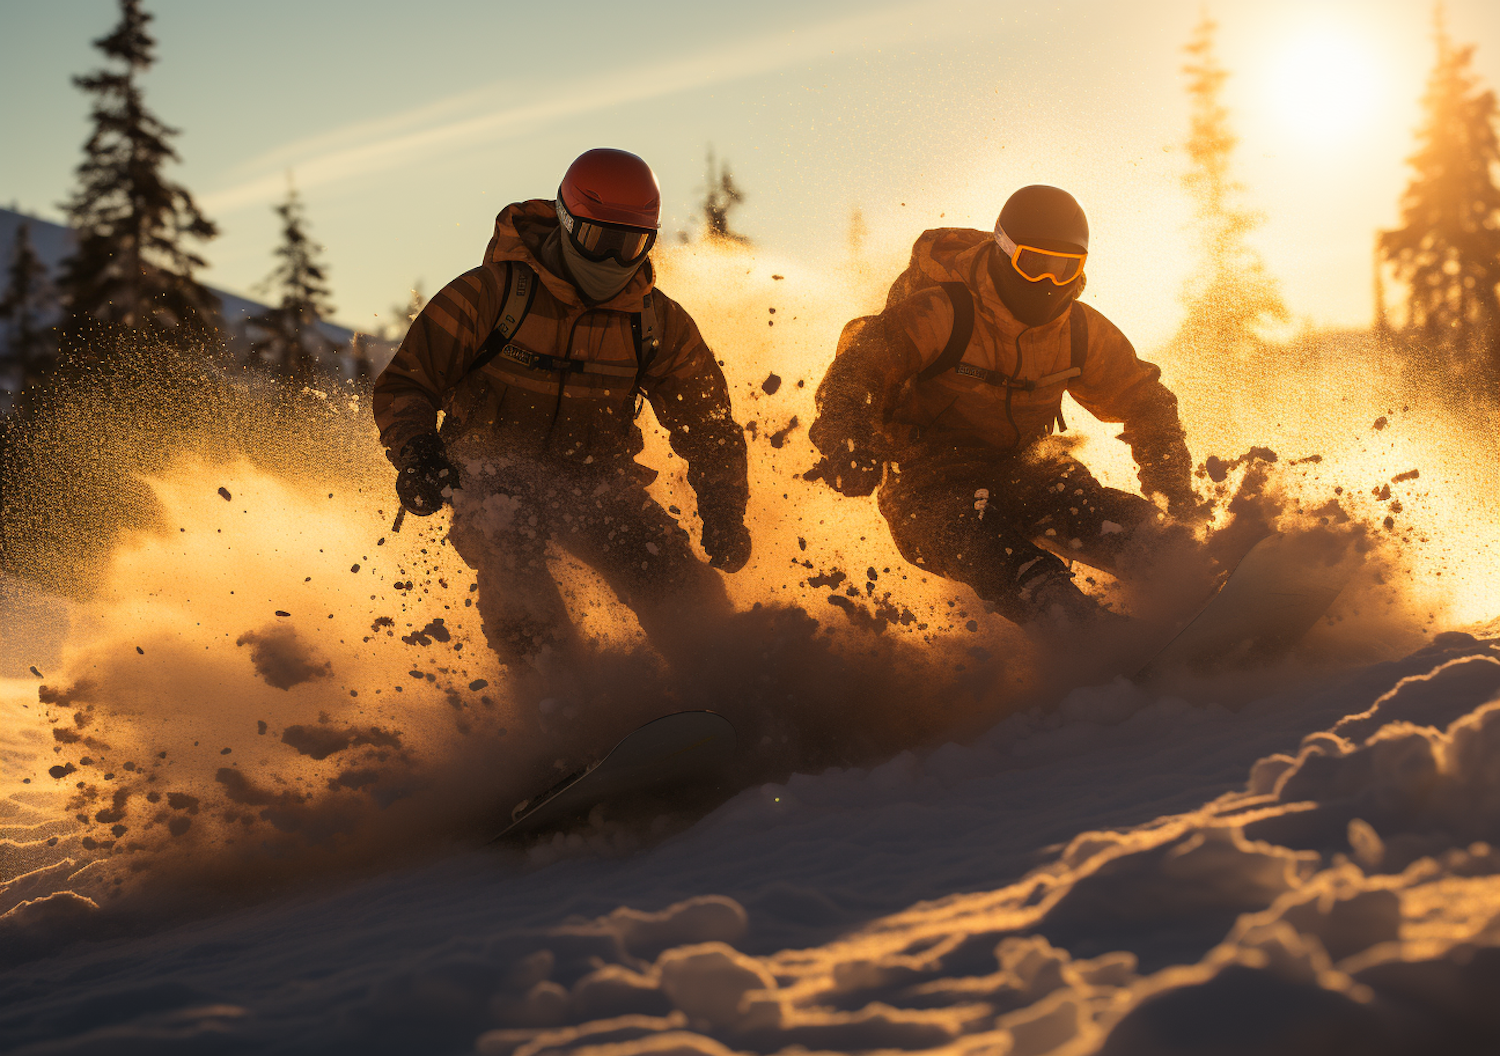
[559,148,660,228]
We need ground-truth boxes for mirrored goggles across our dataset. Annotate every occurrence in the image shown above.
[994,227,1086,286]
[557,198,657,267]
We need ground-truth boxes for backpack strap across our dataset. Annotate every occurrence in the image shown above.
[916,281,975,381]
[629,292,660,418]
[1069,302,1089,374]
[467,261,539,376]
[1053,304,1090,433]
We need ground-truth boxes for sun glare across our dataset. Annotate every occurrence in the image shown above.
[1265,27,1384,143]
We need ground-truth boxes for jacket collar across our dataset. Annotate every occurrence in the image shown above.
[484,198,655,311]
[957,239,1073,339]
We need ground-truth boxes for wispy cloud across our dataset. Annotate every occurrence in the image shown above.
[200,2,972,215]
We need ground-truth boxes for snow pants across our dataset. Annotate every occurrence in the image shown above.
[877,445,1159,624]
[447,457,731,672]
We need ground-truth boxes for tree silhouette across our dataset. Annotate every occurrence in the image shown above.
[1175,12,1287,360]
[379,282,425,343]
[0,222,56,408]
[248,181,338,382]
[701,148,749,244]
[57,0,220,348]
[1380,8,1500,380]
[847,207,868,258]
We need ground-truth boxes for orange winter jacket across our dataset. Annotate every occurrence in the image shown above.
[812,228,1190,501]
[373,200,748,520]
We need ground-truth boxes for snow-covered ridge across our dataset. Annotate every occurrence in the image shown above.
[0,207,368,351]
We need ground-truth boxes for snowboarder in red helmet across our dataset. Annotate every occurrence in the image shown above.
[373,148,752,681]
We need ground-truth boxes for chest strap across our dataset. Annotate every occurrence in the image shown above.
[468,263,663,411]
[953,362,1082,390]
[494,344,640,379]
[915,289,1092,433]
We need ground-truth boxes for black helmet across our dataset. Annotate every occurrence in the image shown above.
[997,185,1089,254]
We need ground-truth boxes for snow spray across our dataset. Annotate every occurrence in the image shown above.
[2,241,1496,952]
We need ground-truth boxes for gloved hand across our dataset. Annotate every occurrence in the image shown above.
[804,451,882,497]
[701,514,752,572]
[393,432,458,516]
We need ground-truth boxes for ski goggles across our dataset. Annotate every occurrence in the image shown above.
[556,196,657,267]
[994,226,1086,285]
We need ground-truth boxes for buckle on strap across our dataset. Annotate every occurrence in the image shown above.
[500,344,583,373]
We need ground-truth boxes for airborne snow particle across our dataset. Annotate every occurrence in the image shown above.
[135,646,144,655]
[218,487,232,501]
[29,666,41,678]
[469,679,488,691]
[350,563,361,573]
[762,373,782,395]
[275,610,290,617]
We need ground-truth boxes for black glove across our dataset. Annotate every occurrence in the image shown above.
[702,514,752,572]
[393,432,458,516]
[804,451,882,497]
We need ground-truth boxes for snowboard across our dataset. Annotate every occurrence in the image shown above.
[494,710,737,841]
[1136,531,1361,681]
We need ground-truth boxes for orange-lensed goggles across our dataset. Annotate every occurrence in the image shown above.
[994,227,1086,285]
[557,197,657,267]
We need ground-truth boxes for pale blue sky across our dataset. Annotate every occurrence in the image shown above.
[3,0,1498,347]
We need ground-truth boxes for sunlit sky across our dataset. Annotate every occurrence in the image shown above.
[3,0,1498,349]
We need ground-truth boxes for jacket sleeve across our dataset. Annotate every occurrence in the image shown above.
[643,297,749,529]
[1065,306,1193,505]
[810,286,952,459]
[372,266,502,460]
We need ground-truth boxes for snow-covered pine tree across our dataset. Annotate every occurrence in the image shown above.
[1175,13,1287,362]
[58,0,220,348]
[1380,10,1500,382]
[248,182,338,382]
[0,222,57,410]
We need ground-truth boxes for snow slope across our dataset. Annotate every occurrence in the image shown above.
[3,622,1499,1054]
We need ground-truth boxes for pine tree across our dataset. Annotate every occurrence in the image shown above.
[58,0,220,347]
[0,222,57,406]
[1175,13,1287,360]
[1380,8,1500,379]
[380,282,425,343]
[702,148,749,244]
[248,181,338,382]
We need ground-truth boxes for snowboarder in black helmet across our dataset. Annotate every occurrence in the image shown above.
[808,185,1197,629]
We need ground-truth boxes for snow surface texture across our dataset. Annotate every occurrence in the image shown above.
[2,631,1498,1054]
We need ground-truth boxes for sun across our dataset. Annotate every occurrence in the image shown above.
[1264,27,1385,144]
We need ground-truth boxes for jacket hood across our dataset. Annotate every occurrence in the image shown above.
[484,199,656,311]
[902,227,1073,337]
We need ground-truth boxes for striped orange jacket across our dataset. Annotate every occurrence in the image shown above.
[373,199,747,520]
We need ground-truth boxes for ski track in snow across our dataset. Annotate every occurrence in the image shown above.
[3,630,1499,1055]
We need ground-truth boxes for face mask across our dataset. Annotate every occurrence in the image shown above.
[991,252,1083,326]
[560,233,640,304]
